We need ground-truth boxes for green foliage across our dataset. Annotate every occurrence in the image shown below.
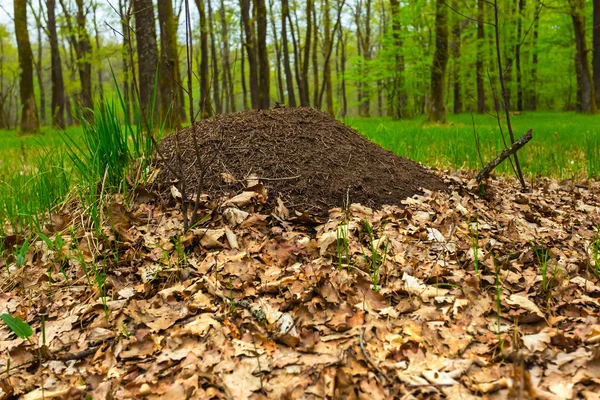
[349,112,600,180]
[0,314,33,342]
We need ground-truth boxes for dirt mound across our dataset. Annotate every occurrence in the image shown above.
[158,107,446,214]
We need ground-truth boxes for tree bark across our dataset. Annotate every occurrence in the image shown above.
[322,0,334,115]
[30,2,46,123]
[240,17,249,110]
[427,0,448,123]
[515,0,524,111]
[389,0,405,119]
[281,0,296,106]
[241,0,259,108]
[195,0,212,117]
[593,0,600,106]
[312,4,319,107]
[526,17,538,110]
[133,0,160,118]
[75,0,93,109]
[157,0,183,127]
[219,0,235,112]
[571,0,597,113]
[207,0,222,114]
[14,0,39,133]
[92,2,104,105]
[451,0,462,114]
[119,0,132,120]
[47,0,65,128]
[255,0,270,108]
[476,0,485,113]
[268,0,284,103]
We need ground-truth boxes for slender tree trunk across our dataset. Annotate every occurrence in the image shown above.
[241,0,259,108]
[75,0,93,109]
[157,0,183,127]
[451,0,462,114]
[515,0,524,111]
[571,0,597,113]
[323,0,334,115]
[427,0,448,123]
[300,0,312,106]
[219,0,235,112]
[15,0,39,132]
[195,0,212,117]
[92,2,104,105]
[240,23,249,110]
[281,0,296,106]
[268,0,284,103]
[47,0,65,128]
[476,0,485,113]
[339,28,347,117]
[119,0,132,120]
[255,0,270,108]
[134,0,160,118]
[312,4,319,107]
[31,3,46,124]
[527,17,539,110]
[593,0,600,106]
[207,0,222,114]
[389,0,405,119]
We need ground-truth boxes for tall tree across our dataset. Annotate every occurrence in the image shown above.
[268,0,284,103]
[207,0,222,114]
[515,0,525,111]
[134,0,160,118]
[255,0,270,108]
[281,0,296,106]
[240,0,259,108]
[389,0,405,119]
[157,0,184,127]
[311,5,319,107]
[14,0,39,132]
[219,0,235,113]
[59,0,93,110]
[29,1,46,123]
[450,0,462,114]
[47,0,66,128]
[92,1,104,104]
[570,0,596,113]
[119,0,132,119]
[322,0,334,115]
[195,0,211,117]
[428,0,448,123]
[593,0,600,105]
[476,0,485,113]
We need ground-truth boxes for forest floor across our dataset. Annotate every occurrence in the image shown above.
[0,109,599,399]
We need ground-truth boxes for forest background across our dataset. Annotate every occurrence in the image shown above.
[0,0,598,134]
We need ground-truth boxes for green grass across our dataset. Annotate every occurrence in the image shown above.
[345,111,600,180]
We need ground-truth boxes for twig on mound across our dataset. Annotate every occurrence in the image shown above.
[476,129,533,183]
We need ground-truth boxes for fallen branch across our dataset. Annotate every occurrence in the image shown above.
[476,129,533,183]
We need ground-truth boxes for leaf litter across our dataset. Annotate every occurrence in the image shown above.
[0,119,599,398]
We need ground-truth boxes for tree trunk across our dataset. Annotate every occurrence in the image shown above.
[31,2,46,123]
[571,0,597,113]
[207,0,222,114]
[220,0,235,112]
[281,0,296,106]
[323,0,334,115]
[195,0,212,117]
[47,0,65,128]
[339,28,347,117]
[92,2,104,105]
[268,0,284,103]
[119,0,132,120]
[255,0,270,108]
[240,18,249,110]
[515,0,524,111]
[241,0,259,108]
[451,0,462,114]
[526,17,538,110]
[14,0,39,133]
[157,0,183,127]
[134,0,160,118]
[389,0,405,119]
[476,0,485,113]
[299,0,312,106]
[427,0,448,123]
[593,0,600,106]
[312,4,319,107]
[75,0,93,110]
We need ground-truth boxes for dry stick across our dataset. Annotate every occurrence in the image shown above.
[477,129,533,182]
[359,327,387,384]
[492,0,527,190]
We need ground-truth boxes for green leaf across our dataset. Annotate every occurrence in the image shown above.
[0,314,33,340]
